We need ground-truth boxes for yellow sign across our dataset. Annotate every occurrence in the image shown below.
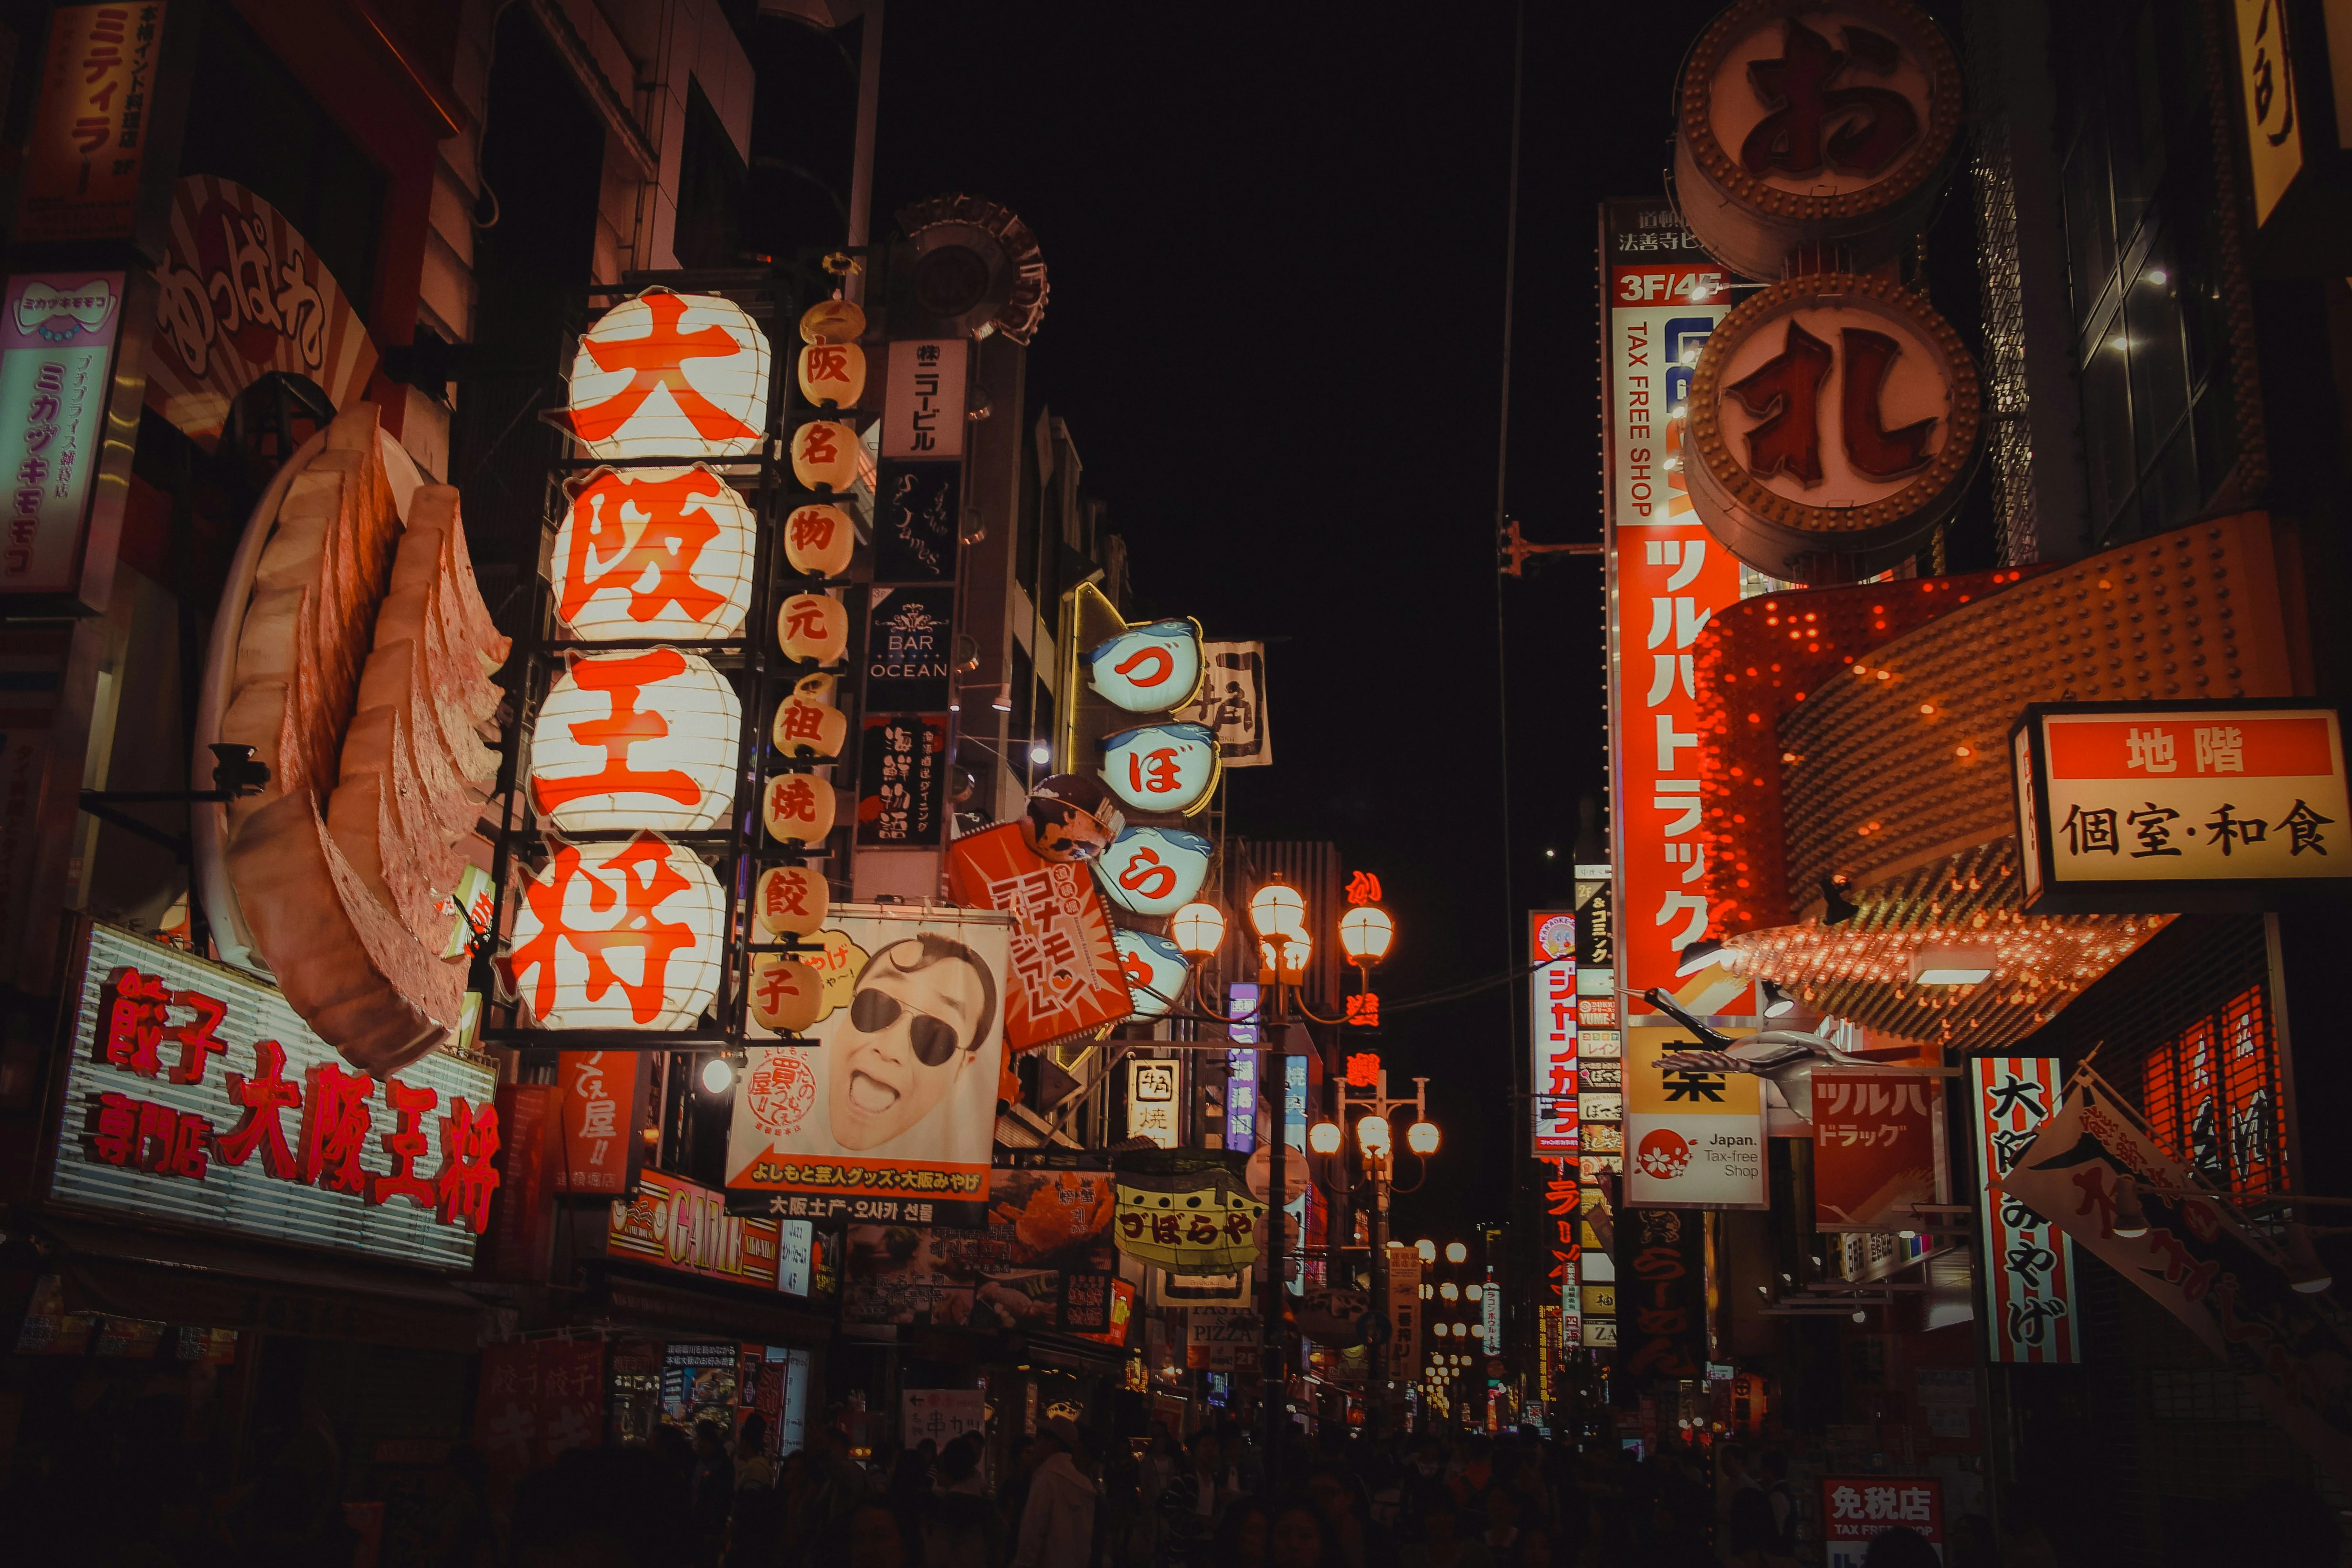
[1624,1026,1766,1210]
[2236,0,2304,225]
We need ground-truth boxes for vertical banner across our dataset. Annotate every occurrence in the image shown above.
[1601,200,1744,1026]
[1623,1025,1765,1208]
[1530,911,1578,1154]
[1385,1243,1422,1381]
[1813,1072,1949,1231]
[0,273,124,593]
[1174,640,1272,767]
[19,4,166,244]
[1971,1057,2078,1363]
[555,1051,645,1195]
[1613,1206,1705,1389]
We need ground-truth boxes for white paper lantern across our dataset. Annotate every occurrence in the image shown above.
[1115,929,1190,1021]
[504,833,726,1031]
[783,503,855,578]
[1085,618,1204,714]
[529,648,742,832]
[560,288,770,461]
[551,466,755,641]
[763,771,837,845]
[1094,825,1214,917]
[791,420,861,490]
[1100,721,1221,816]
[778,592,849,665]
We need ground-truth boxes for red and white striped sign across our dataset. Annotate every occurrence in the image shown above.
[1972,1056,2078,1363]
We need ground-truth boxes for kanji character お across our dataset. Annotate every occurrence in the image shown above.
[369,1078,441,1210]
[300,1062,376,1196]
[216,1038,300,1179]
[435,1096,503,1233]
[1739,17,1918,181]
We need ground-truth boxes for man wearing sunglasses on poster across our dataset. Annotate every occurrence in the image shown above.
[824,933,1000,1154]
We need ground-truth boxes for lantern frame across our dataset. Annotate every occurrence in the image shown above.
[474,273,854,1054]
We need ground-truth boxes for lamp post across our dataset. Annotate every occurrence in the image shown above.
[1308,1068,1437,1432]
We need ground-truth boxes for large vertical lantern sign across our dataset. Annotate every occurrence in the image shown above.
[487,281,789,1051]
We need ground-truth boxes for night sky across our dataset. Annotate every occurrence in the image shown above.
[752,1,1731,1240]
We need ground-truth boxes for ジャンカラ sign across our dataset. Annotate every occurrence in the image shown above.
[1530,912,1578,1155]
[2011,702,2352,911]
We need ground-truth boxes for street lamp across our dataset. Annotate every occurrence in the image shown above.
[1309,1119,1343,1156]
[1248,878,1308,940]
[1356,1114,1392,1158]
[1338,905,1395,965]
[1406,1119,1440,1156]
[1416,1239,1436,1263]
[1171,901,1227,958]
[1445,1241,1468,1264]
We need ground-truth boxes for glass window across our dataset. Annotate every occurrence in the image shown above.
[2080,310,2137,538]
[2123,237,2191,465]
[2062,127,2116,332]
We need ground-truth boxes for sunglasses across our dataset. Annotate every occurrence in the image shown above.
[850,986,968,1066]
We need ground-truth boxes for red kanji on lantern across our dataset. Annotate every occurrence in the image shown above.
[768,776,820,826]
[530,648,704,814]
[557,469,731,629]
[788,510,837,556]
[370,1079,441,1210]
[501,838,708,1027]
[803,346,854,386]
[217,1038,301,1180]
[434,1096,503,1233]
[776,701,828,744]
[780,601,833,646]
[102,966,169,1076]
[554,292,764,449]
[794,422,843,468]
[301,1063,377,1197]
[763,873,813,922]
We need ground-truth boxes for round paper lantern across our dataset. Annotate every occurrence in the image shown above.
[561,288,770,462]
[504,834,725,1031]
[763,772,836,845]
[790,420,860,490]
[551,466,754,641]
[1084,618,1204,714]
[800,298,866,344]
[771,693,848,759]
[1099,722,1220,816]
[793,671,840,705]
[796,341,866,407]
[749,954,825,1033]
[778,593,848,664]
[755,863,830,936]
[1114,929,1190,1020]
[1095,825,1214,917]
[783,503,855,578]
[529,648,742,832]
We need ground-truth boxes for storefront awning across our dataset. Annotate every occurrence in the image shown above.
[593,1265,835,1345]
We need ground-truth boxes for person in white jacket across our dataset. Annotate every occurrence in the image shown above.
[1013,1416,1098,1568]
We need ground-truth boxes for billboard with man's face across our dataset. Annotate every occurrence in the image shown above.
[726,907,1013,1224]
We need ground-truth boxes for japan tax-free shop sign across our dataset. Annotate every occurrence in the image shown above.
[2011,701,2352,911]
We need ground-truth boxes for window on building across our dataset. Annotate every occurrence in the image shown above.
[674,78,747,269]
[2055,0,2240,547]
[2138,984,2286,1196]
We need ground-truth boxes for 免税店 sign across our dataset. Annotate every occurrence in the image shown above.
[50,925,500,1269]
[2011,702,2352,911]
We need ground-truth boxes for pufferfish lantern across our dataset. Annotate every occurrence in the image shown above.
[1084,617,1204,714]
[1112,1151,1265,1274]
[1020,773,1124,863]
[1093,825,1213,918]
[1100,722,1220,817]
[1113,929,1189,1021]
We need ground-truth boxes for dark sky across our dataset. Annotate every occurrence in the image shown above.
[758,1,1730,1239]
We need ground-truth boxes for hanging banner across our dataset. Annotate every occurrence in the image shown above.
[1602,199,1746,1028]
[148,176,382,450]
[880,340,967,459]
[1530,911,1579,1154]
[1971,1057,2078,1364]
[725,907,1012,1223]
[475,1340,604,1483]
[1813,1071,1948,1231]
[555,1051,645,1196]
[863,587,954,710]
[944,821,1134,1049]
[1613,1206,1707,1392]
[855,713,949,847]
[1624,1026,1766,1209]
[1172,640,1272,767]
[2001,1071,2352,1491]
[0,272,124,596]
[18,2,167,244]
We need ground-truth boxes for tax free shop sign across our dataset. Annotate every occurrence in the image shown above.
[1623,1026,1768,1210]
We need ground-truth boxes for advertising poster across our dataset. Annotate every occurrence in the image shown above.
[1971,1057,2078,1363]
[863,587,954,709]
[607,1169,795,1291]
[1623,1026,1766,1209]
[727,908,1011,1223]
[1822,1476,1942,1568]
[855,713,949,847]
[661,1342,739,1430]
[1530,911,1578,1154]
[1813,1072,1948,1232]
[1601,200,1744,1027]
[18,4,164,243]
[945,822,1134,1049]
[555,1050,644,1195]
[840,1166,1116,1332]
[1613,1207,1707,1393]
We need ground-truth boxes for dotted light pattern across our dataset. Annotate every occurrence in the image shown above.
[562,289,771,462]
[527,649,742,832]
[549,466,755,641]
[506,835,727,1031]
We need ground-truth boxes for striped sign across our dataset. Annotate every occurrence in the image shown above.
[1972,1057,2079,1362]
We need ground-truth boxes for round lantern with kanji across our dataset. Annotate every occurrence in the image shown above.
[750,954,826,1034]
[763,772,837,845]
[800,298,866,345]
[528,648,742,832]
[1099,721,1220,816]
[755,864,830,937]
[771,692,848,759]
[783,503,855,578]
[790,420,860,490]
[551,467,755,642]
[796,341,866,408]
[778,592,849,664]
[502,833,726,1031]
[1094,824,1213,917]
[559,288,771,462]
[1084,617,1204,714]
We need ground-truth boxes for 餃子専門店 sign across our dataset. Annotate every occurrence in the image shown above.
[2011,702,2352,911]
[49,924,501,1270]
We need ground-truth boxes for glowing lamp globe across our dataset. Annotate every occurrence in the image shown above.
[1308,1120,1343,1156]
[1441,1282,1460,1302]
[1170,901,1228,958]
[783,504,855,578]
[1406,1119,1441,1157]
[799,298,866,344]
[1445,1242,1468,1264]
[700,1055,735,1093]
[778,593,849,664]
[763,773,836,845]
[1258,933,1310,985]
[528,649,741,832]
[796,341,866,407]
[1339,905,1395,966]
[1357,1115,1392,1157]
[750,954,825,1033]
[560,288,770,461]
[1248,879,1308,939]
[771,694,848,759]
[504,834,725,1031]
[552,467,754,641]
[1466,1284,1484,1303]
[754,864,829,936]
[1415,1239,1436,1263]
[790,420,861,490]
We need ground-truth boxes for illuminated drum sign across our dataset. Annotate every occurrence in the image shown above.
[1095,825,1213,918]
[552,467,756,641]
[501,834,728,1032]
[1100,721,1220,816]
[552,288,770,461]
[528,650,741,832]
